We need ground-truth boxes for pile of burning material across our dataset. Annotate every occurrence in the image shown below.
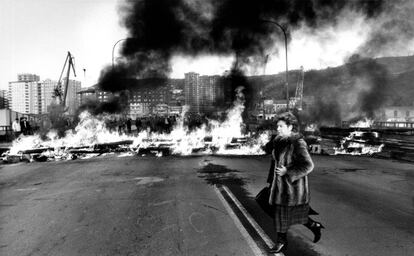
[349,118,374,128]
[2,112,137,163]
[136,138,175,156]
[2,140,136,163]
[2,96,270,163]
[334,131,384,156]
[134,136,253,156]
[68,140,134,154]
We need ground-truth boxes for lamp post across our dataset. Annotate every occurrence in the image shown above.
[261,20,289,110]
[112,38,129,68]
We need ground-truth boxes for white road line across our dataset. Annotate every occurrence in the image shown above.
[213,186,266,256]
[221,185,276,248]
[222,185,285,256]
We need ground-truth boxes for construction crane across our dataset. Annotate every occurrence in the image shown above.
[294,66,304,111]
[54,51,76,107]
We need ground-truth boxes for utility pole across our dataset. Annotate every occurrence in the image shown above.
[260,20,289,111]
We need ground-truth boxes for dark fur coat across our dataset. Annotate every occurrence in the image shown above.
[266,133,314,206]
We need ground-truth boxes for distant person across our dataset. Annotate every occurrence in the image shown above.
[126,118,132,134]
[135,118,142,133]
[20,117,31,135]
[12,118,21,138]
[265,112,324,253]
[118,119,125,134]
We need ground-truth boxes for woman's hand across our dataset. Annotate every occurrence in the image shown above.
[275,165,287,176]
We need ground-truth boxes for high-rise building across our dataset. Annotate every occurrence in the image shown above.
[128,82,170,117]
[199,75,222,113]
[185,73,223,113]
[8,74,81,115]
[8,75,42,114]
[0,90,9,109]
[18,73,40,82]
[184,72,200,113]
[42,79,58,113]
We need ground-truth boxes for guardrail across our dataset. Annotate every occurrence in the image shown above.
[341,121,414,129]
[372,121,414,129]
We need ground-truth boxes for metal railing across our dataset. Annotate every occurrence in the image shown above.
[341,121,414,129]
[373,121,414,129]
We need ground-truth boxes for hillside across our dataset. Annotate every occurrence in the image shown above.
[251,55,414,123]
[259,55,414,106]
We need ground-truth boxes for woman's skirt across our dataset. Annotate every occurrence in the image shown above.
[274,204,309,232]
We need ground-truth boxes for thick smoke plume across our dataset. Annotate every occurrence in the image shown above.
[345,58,391,119]
[301,56,393,125]
[356,0,414,58]
[99,0,385,91]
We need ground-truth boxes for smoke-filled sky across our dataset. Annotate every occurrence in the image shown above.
[1,0,414,90]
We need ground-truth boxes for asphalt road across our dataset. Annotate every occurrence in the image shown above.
[0,154,413,256]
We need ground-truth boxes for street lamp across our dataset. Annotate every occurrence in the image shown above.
[261,19,289,110]
[112,38,129,68]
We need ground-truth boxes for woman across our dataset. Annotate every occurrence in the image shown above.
[266,112,324,253]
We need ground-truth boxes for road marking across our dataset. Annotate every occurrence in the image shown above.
[214,186,266,256]
[189,212,206,233]
[15,188,38,191]
[221,185,276,249]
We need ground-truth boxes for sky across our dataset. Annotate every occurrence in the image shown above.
[1,0,414,91]
[0,0,127,90]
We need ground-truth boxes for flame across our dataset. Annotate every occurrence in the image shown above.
[7,89,269,160]
[334,131,384,156]
[349,118,374,128]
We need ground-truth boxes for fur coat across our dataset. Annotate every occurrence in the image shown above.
[266,133,314,206]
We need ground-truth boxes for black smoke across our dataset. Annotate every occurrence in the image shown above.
[78,92,130,115]
[101,0,385,84]
[356,0,414,58]
[346,57,391,119]
[300,55,393,125]
[96,0,388,117]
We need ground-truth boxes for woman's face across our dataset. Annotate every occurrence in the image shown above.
[277,120,293,137]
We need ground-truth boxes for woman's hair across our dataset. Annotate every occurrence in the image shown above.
[276,112,298,131]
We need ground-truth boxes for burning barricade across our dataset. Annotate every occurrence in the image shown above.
[334,131,384,156]
[2,100,270,163]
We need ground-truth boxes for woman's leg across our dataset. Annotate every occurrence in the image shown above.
[269,232,287,253]
[277,232,287,243]
[270,210,289,253]
[304,217,325,243]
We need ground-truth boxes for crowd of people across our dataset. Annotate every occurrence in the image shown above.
[9,113,227,139]
[105,115,179,134]
[11,117,33,138]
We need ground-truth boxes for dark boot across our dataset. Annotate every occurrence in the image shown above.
[269,232,287,253]
[304,217,325,243]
